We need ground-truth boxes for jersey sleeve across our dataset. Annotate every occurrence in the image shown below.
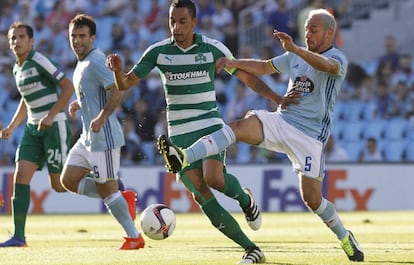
[91,52,115,91]
[132,45,157,79]
[270,52,291,74]
[329,51,348,78]
[34,52,66,85]
[204,36,238,75]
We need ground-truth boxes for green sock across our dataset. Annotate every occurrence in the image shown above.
[201,197,255,249]
[12,183,30,240]
[222,173,250,209]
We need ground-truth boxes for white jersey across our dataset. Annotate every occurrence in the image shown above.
[271,46,348,144]
[72,48,125,151]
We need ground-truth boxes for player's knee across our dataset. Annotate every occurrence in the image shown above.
[203,175,224,191]
[302,194,321,211]
[60,176,75,193]
[192,188,213,205]
[51,183,67,193]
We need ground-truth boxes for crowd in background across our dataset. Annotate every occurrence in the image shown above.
[0,0,413,166]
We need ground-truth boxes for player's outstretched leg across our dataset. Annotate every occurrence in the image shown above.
[242,188,262,231]
[157,135,186,173]
[121,190,137,221]
[341,230,364,262]
[239,246,265,264]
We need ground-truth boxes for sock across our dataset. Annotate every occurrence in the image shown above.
[104,191,139,238]
[186,125,236,164]
[201,197,255,249]
[314,197,347,240]
[12,183,30,240]
[222,173,250,209]
[77,176,100,198]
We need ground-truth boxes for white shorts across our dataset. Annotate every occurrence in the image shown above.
[66,141,121,183]
[251,110,324,180]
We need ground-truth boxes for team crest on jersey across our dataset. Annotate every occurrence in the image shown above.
[293,75,314,95]
[195,53,207,63]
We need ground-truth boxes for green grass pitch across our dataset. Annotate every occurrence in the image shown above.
[0,211,413,265]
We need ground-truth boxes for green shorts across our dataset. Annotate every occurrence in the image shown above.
[16,120,71,173]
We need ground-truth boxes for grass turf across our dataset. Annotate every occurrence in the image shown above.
[0,211,413,265]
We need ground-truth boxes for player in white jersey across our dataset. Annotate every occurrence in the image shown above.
[106,0,297,263]
[60,14,144,250]
[159,9,364,262]
[0,21,74,247]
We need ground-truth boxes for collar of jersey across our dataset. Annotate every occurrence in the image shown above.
[170,33,203,47]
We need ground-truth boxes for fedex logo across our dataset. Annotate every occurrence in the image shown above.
[261,169,375,212]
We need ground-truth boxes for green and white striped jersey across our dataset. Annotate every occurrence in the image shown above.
[132,34,235,146]
[13,49,67,124]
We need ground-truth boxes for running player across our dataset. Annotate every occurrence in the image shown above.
[0,21,74,247]
[60,14,144,250]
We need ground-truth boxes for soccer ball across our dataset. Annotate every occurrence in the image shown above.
[140,204,176,240]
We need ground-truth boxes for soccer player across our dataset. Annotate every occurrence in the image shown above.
[60,14,144,250]
[0,21,74,247]
[106,0,296,263]
[158,8,365,262]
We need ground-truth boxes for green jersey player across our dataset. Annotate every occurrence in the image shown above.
[0,21,74,247]
[106,0,296,263]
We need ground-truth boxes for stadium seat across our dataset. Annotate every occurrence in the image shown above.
[342,140,364,162]
[342,100,366,121]
[383,139,407,162]
[363,119,386,140]
[405,141,414,161]
[383,118,408,140]
[342,121,365,141]
[331,121,347,141]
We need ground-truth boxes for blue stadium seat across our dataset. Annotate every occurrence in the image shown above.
[331,121,347,141]
[342,100,366,121]
[383,118,408,140]
[383,139,407,162]
[405,141,414,161]
[342,121,365,141]
[342,140,364,162]
[363,119,386,140]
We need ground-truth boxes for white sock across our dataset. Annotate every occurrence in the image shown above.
[186,125,236,163]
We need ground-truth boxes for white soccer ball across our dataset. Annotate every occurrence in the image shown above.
[140,203,176,240]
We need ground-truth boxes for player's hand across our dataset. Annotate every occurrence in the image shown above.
[106,54,123,72]
[216,57,237,73]
[0,127,13,140]
[38,115,54,131]
[273,29,298,53]
[90,116,105,133]
[68,101,80,118]
[280,89,301,109]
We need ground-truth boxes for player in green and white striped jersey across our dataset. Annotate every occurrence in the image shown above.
[106,1,296,263]
[0,21,74,247]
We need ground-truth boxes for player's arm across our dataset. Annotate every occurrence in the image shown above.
[38,77,75,130]
[294,47,339,75]
[106,54,141,91]
[0,98,27,140]
[234,69,298,108]
[216,57,276,76]
[274,30,339,75]
[90,85,123,133]
[217,58,299,108]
